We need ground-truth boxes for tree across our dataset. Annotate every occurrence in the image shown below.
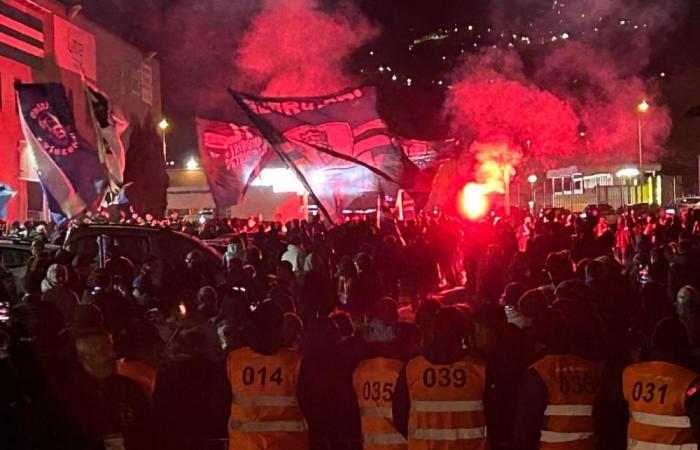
[123,114,169,217]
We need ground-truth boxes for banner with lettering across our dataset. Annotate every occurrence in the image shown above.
[15,82,108,222]
[230,86,418,222]
[196,118,274,208]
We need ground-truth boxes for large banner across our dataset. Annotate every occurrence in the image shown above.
[16,82,108,222]
[196,118,274,208]
[230,86,417,222]
[85,83,128,193]
[397,137,459,170]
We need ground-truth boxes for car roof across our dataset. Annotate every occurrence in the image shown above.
[65,224,222,259]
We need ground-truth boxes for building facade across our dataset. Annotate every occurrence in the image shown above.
[0,0,161,221]
[545,164,683,212]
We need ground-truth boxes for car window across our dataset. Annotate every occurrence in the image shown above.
[0,248,31,269]
[74,235,150,267]
[111,236,149,266]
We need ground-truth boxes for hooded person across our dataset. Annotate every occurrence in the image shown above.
[352,297,407,450]
[154,329,229,450]
[393,306,488,449]
[298,316,361,449]
[625,317,700,448]
[226,301,308,450]
[41,263,79,326]
[512,305,604,450]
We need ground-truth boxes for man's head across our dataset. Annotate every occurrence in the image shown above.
[46,263,68,287]
[36,109,69,143]
[75,330,116,380]
[197,286,219,317]
[651,317,689,363]
[676,286,700,317]
[363,297,399,343]
[30,239,45,257]
[185,250,203,269]
[431,306,468,350]
[248,300,284,355]
[354,253,373,273]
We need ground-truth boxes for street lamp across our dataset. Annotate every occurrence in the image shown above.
[528,174,538,214]
[637,100,650,203]
[637,101,649,170]
[158,118,169,162]
[185,157,199,170]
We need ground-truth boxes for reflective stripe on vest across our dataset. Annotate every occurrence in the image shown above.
[231,393,299,407]
[628,440,699,450]
[359,406,393,418]
[410,400,484,412]
[410,427,486,441]
[364,432,408,445]
[540,431,595,443]
[229,419,308,433]
[630,411,692,428]
[544,404,594,416]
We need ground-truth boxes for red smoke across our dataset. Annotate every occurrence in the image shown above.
[535,41,671,164]
[236,0,377,96]
[445,49,580,199]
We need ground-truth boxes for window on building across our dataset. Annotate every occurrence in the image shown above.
[583,174,614,189]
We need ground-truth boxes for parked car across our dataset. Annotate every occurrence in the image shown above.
[667,197,700,214]
[0,237,59,301]
[63,224,224,292]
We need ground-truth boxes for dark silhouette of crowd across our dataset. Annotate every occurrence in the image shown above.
[1,204,700,450]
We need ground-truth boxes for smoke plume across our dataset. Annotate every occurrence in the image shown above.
[446,0,685,187]
[235,0,377,97]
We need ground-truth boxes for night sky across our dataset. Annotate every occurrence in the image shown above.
[63,0,700,171]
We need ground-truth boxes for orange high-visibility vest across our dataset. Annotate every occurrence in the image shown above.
[353,357,408,450]
[530,354,603,450]
[226,346,308,450]
[623,361,699,450]
[405,355,487,450]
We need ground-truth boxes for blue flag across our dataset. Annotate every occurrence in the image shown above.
[15,82,108,222]
[230,86,417,222]
[0,184,16,219]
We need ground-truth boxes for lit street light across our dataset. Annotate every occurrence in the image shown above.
[637,100,649,171]
[158,118,169,162]
[185,157,199,170]
[528,174,538,214]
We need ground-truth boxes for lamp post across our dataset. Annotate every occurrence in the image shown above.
[528,174,538,214]
[636,101,649,203]
[158,118,169,162]
[637,100,649,170]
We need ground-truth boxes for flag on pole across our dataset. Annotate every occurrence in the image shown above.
[396,137,460,170]
[15,82,108,222]
[0,184,16,219]
[85,83,128,192]
[229,86,417,222]
[195,117,275,208]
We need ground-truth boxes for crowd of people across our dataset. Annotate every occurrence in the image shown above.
[1,204,700,450]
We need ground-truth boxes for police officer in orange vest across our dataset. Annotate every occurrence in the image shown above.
[623,316,700,450]
[512,301,604,450]
[353,297,409,450]
[393,306,488,450]
[226,301,308,450]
